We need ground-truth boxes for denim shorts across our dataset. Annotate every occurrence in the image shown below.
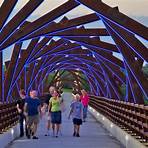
[51,111,61,124]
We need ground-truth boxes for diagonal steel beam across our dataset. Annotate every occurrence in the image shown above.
[0,0,18,30]
[0,0,79,50]
[0,0,44,48]
[76,0,148,40]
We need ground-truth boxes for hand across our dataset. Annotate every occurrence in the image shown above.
[18,109,22,113]
[24,112,28,116]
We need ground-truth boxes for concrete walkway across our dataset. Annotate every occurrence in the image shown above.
[7,93,124,148]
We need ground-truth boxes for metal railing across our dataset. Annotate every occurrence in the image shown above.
[89,95,148,144]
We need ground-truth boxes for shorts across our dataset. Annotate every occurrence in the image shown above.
[27,115,39,126]
[51,111,61,124]
[73,118,82,125]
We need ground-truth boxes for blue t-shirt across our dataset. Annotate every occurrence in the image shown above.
[25,97,41,116]
[70,101,83,119]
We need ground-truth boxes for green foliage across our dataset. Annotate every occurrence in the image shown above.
[47,73,55,83]
[62,88,72,92]
[120,84,126,97]
[144,99,148,105]
[142,64,148,77]
[143,94,148,105]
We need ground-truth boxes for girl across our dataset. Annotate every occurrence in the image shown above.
[41,102,51,136]
[80,89,89,122]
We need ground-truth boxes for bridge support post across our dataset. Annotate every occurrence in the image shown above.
[0,51,3,102]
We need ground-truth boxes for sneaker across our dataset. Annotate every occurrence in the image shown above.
[55,132,59,138]
[32,136,39,139]
[19,134,24,137]
[76,133,80,137]
[45,133,50,136]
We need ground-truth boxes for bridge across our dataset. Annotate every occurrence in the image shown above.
[0,0,148,148]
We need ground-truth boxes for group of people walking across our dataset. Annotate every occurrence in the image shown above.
[16,87,89,139]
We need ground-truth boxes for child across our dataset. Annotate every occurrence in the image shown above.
[41,103,51,136]
[68,94,83,137]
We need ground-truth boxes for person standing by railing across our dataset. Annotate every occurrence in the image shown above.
[80,89,89,122]
[16,89,28,137]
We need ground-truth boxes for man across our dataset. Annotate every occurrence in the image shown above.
[24,90,41,139]
[16,89,28,137]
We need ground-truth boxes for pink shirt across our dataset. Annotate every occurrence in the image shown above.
[80,95,89,106]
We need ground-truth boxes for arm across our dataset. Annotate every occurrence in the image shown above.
[59,97,63,104]
[68,103,74,119]
[85,96,89,106]
[68,108,73,119]
[48,101,52,116]
[38,104,42,118]
[16,103,22,113]
[24,103,28,116]
[38,105,41,114]
[81,104,83,119]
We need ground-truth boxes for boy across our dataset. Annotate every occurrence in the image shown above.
[68,94,83,137]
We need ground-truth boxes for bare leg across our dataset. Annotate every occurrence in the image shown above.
[27,121,33,138]
[76,125,80,137]
[52,124,55,136]
[59,124,62,136]
[77,125,80,134]
[47,120,51,130]
[32,123,38,136]
[56,124,60,137]
[45,120,51,136]
[73,124,77,136]
[31,123,39,139]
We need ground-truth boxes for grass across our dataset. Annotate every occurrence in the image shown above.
[62,88,72,93]
[144,99,148,105]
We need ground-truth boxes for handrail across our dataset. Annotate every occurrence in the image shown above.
[0,102,18,134]
[89,95,148,144]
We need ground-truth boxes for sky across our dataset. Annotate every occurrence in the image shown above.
[0,0,148,63]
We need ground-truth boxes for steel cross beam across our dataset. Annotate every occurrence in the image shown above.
[76,0,148,40]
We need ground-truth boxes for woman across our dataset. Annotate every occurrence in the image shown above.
[80,89,89,122]
[49,90,62,137]
[68,94,83,137]
[43,86,56,136]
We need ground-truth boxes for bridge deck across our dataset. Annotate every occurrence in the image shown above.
[7,93,124,148]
